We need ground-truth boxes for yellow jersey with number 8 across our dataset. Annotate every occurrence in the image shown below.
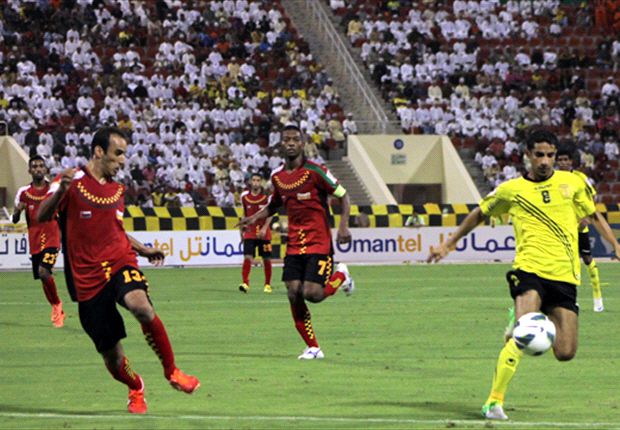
[479,170,596,285]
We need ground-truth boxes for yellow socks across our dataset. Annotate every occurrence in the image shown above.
[586,261,602,300]
[485,339,524,406]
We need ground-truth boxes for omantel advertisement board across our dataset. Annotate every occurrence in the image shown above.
[1,226,617,269]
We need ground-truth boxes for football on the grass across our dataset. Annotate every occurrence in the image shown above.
[512,312,556,356]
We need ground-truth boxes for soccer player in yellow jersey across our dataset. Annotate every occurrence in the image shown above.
[428,128,620,420]
[556,146,607,312]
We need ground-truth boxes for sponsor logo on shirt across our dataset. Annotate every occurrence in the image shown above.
[297,192,311,200]
[559,184,571,198]
[80,211,92,219]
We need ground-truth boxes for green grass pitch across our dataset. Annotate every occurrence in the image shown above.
[1,263,619,429]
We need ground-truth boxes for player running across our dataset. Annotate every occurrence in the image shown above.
[556,146,608,312]
[38,126,199,414]
[12,155,65,328]
[428,128,620,420]
[238,173,274,294]
[238,123,355,360]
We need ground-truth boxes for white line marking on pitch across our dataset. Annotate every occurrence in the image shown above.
[0,412,618,428]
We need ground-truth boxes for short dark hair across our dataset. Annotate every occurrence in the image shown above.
[28,155,45,168]
[251,172,263,179]
[282,122,301,133]
[556,145,575,160]
[525,128,558,150]
[91,126,128,155]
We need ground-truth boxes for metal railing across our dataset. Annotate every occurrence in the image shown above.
[302,0,390,133]
[353,120,403,135]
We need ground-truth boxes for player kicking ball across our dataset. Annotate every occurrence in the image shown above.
[428,128,620,420]
[38,126,199,414]
[238,123,355,360]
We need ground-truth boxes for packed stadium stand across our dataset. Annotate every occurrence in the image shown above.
[327,0,620,203]
[0,0,355,207]
[0,0,618,206]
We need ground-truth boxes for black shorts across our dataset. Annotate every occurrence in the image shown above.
[578,231,591,257]
[31,248,59,280]
[243,239,272,259]
[506,269,579,315]
[78,265,150,353]
[282,254,334,286]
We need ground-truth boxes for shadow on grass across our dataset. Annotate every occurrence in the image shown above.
[184,350,293,360]
[0,404,120,416]
[343,400,482,419]
[0,404,201,418]
[0,321,83,334]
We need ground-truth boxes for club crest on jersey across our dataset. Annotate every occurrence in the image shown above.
[80,211,92,219]
[297,192,311,200]
[559,184,571,198]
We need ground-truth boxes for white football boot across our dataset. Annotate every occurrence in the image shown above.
[336,263,355,296]
[297,347,324,360]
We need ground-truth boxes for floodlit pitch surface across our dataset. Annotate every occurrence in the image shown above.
[1,263,618,429]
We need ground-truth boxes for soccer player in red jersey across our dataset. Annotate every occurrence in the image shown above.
[38,126,199,414]
[238,123,355,360]
[239,173,274,294]
[12,155,65,328]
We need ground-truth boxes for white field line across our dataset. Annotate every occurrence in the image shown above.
[0,411,619,428]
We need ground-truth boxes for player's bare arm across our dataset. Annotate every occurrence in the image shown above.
[37,168,76,222]
[336,192,352,244]
[257,216,273,240]
[127,234,165,266]
[427,207,487,263]
[237,205,270,229]
[11,201,26,224]
[588,211,620,260]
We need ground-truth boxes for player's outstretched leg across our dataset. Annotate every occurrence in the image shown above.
[290,300,323,359]
[482,339,523,420]
[239,257,252,293]
[39,268,64,328]
[141,314,200,393]
[323,263,355,297]
[125,289,200,394]
[503,306,516,342]
[586,261,604,312]
[104,354,147,414]
[263,259,272,293]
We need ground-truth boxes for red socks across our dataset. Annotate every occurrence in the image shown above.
[263,259,272,285]
[323,271,345,297]
[141,314,176,378]
[290,302,319,348]
[106,356,143,390]
[242,259,251,284]
[41,276,60,305]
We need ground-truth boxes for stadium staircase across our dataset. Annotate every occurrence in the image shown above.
[0,207,10,222]
[323,159,373,205]
[281,0,494,199]
[458,149,494,196]
[280,0,400,134]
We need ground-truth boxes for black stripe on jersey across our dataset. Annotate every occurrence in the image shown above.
[584,184,594,201]
[514,195,578,279]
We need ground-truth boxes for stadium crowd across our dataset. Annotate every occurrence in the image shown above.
[0,0,356,207]
[1,0,618,205]
[330,0,620,201]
